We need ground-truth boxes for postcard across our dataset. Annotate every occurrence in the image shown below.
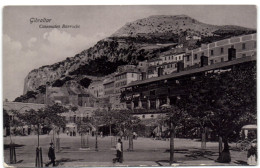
[3,5,257,167]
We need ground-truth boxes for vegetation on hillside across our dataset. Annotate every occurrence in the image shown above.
[69,56,128,77]
[14,91,38,102]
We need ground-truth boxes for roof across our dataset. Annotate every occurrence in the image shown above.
[147,58,162,62]
[161,52,186,57]
[148,61,178,69]
[115,70,140,76]
[103,80,114,85]
[126,56,256,87]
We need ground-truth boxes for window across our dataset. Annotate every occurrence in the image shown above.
[210,60,214,64]
[167,64,170,68]
[242,43,246,50]
[175,64,177,68]
[175,57,177,61]
[242,54,246,57]
[142,115,145,118]
[254,42,257,48]
[165,57,166,60]
[194,54,198,60]
[211,50,214,56]
[201,52,204,56]
[150,90,155,95]
[220,47,224,54]
[187,56,190,61]
[179,56,181,60]
[132,73,134,77]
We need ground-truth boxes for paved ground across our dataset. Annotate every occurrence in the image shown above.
[3,134,248,167]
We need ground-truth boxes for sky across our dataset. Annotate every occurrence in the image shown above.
[2,5,257,101]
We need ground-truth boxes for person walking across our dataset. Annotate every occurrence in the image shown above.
[48,143,56,167]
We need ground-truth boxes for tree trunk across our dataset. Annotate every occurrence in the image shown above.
[218,136,223,156]
[169,126,175,165]
[201,127,206,150]
[223,137,229,152]
[37,124,40,147]
[128,131,133,151]
[95,132,98,151]
[217,136,231,163]
[109,123,112,136]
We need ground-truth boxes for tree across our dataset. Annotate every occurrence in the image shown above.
[14,103,68,146]
[180,62,256,162]
[115,110,140,151]
[92,109,140,151]
[13,103,68,167]
[77,119,91,149]
[162,103,188,165]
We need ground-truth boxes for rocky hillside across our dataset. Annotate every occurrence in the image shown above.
[21,15,256,101]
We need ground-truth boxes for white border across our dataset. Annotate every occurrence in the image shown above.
[0,1,259,168]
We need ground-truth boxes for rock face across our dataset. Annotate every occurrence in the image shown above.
[23,15,255,96]
[113,15,217,37]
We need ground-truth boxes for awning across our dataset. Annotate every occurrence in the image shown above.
[242,124,257,130]
[66,123,77,128]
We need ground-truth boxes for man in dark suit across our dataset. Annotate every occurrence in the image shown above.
[48,143,56,166]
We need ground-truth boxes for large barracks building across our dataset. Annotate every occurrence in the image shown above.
[121,33,256,119]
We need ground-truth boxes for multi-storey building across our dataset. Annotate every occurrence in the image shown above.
[114,70,140,94]
[160,52,185,64]
[88,80,104,98]
[146,52,185,78]
[147,58,163,66]
[184,33,257,69]
[103,77,115,97]
[111,70,140,110]
[121,55,256,119]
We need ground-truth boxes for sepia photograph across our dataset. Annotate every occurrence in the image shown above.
[2,5,257,167]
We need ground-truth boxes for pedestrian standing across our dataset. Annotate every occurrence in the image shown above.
[48,143,56,166]
[247,142,257,165]
[114,139,123,163]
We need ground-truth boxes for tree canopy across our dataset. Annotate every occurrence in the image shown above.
[179,62,256,141]
[14,103,69,128]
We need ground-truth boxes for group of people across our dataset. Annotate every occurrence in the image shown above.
[66,130,76,136]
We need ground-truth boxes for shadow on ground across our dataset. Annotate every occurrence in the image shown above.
[55,158,84,166]
[233,160,248,165]
[4,144,25,150]
[164,148,218,161]
[16,160,24,163]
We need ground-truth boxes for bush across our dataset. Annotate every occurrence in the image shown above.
[79,78,92,88]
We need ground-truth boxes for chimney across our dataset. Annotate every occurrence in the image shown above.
[228,47,236,61]
[158,67,164,77]
[177,61,184,72]
[200,56,208,67]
